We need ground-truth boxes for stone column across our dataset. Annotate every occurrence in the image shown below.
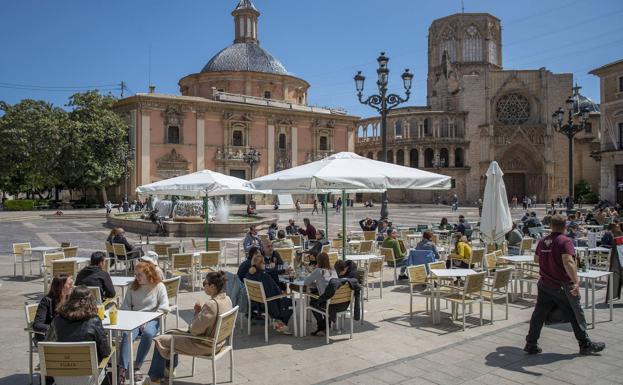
[449,145,455,168]
[291,126,298,166]
[196,113,205,171]
[419,147,425,167]
[140,111,151,185]
[267,123,275,173]
[347,127,355,152]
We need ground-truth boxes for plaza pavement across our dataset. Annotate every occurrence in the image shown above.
[1,204,621,385]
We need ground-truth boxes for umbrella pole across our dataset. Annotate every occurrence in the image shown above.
[324,192,329,239]
[203,196,209,248]
[342,189,346,260]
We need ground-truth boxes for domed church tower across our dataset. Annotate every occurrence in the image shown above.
[178,0,310,104]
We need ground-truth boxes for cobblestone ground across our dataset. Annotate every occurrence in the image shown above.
[1,204,620,385]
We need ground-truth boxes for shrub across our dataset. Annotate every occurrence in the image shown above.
[4,200,36,211]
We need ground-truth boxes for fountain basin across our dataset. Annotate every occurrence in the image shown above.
[106,213,277,237]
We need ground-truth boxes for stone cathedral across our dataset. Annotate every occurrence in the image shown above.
[355,13,600,204]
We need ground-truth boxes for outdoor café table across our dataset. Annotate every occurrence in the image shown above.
[217,237,244,266]
[278,276,306,337]
[345,254,378,266]
[111,276,135,299]
[103,310,164,385]
[499,255,535,301]
[429,268,476,324]
[577,270,613,329]
[23,246,61,280]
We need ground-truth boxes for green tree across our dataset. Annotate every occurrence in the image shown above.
[0,99,67,195]
[58,91,130,202]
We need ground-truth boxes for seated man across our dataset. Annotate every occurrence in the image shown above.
[243,225,262,254]
[454,215,472,237]
[298,218,317,241]
[376,219,389,242]
[285,219,299,235]
[505,224,524,255]
[299,230,329,266]
[415,231,439,259]
[359,217,379,231]
[382,228,407,279]
[75,251,116,300]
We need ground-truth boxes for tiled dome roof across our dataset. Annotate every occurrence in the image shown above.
[201,43,290,75]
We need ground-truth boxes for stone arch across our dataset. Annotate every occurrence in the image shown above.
[497,143,546,201]
[424,148,434,168]
[396,149,405,166]
[387,150,394,164]
[410,149,419,168]
[440,148,449,167]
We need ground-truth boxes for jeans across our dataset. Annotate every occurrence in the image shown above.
[526,282,589,346]
[119,319,160,369]
[147,348,178,380]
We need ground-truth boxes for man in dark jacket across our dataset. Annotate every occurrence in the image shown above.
[298,218,317,240]
[76,252,116,299]
[359,217,379,231]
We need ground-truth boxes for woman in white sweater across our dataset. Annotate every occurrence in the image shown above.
[119,261,169,384]
[304,252,337,336]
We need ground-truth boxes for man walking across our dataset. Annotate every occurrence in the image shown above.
[524,214,605,355]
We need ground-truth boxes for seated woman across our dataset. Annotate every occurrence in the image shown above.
[438,217,453,231]
[119,261,170,384]
[108,227,143,260]
[272,230,294,249]
[146,271,233,383]
[34,273,74,342]
[245,253,293,333]
[45,286,111,385]
[304,253,338,336]
[446,233,472,269]
[415,231,440,259]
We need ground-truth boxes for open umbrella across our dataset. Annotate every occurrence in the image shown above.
[480,161,513,245]
[136,169,268,246]
[252,152,451,257]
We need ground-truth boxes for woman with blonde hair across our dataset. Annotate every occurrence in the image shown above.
[118,261,169,384]
[244,252,293,333]
[304,252,338,336]
[145,271,232,383]
[446,233,472,269]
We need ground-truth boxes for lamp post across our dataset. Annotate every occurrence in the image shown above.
[243,147,261,179]
[552,98,590,214]
[354,52,413,219]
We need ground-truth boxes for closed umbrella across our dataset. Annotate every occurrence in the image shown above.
[252,152,451,257]
[480,161,513,245]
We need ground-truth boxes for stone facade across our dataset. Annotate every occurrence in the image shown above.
[355,13,600,204]
[590,59,623,204]
[112,0,358,202]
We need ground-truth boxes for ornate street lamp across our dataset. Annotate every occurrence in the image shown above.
[354,52,413,219]
[552,97,590,213]
[243,147,261,179]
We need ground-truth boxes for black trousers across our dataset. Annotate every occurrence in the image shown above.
[526,282,589,346]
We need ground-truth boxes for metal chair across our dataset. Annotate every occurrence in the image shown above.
[162,276,182,330]
[170,253,195,292]
[244,279,294,342]
[38,341,116,385]
[364,257,384,299]
[13,242,33,279]
[443,272,486,331]
[24,302,43,385]
[306,283,354,344]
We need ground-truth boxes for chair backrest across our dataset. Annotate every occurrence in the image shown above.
[321,244,331,254]
[207,240,221,252]
[407,264,427,285]
[329,283,353,305]
[431,234,439,245]
[199,251,219,268]
[492,268,513,290]
[464,272,486,295]
[52,260,76,278]
[363,231,377,241]
[428,261,446,270]
[87,286,103,304]
[101,257,111,273]
[44,251,65,266]
[519,238,533,254]
[214,305,239,347]
[494,249,503,258]
[167,246,181,258]
[501,242,509,255]
[367,257,384,274]
[105,242,114,254]
[244,279,266,303]
[380,247,395,262]
[470,248,485,266]
[172,253,193,269]
[38,341,99,378]
[485,252,497,270]
[275,248,294,264]
[259,234,270,244]
[359,240,374,253]
[331,238,343,249]
[153,244,169,256]
[25,302,38,327]
[13,242,31,255]
[60,242,71,248]
[287,235,302,246]
[486,243,497,253]
[192,239,206,250]
[327,252,339,266]
[112,243,127,257]
[62,246,78,258]
[162,276,181,303]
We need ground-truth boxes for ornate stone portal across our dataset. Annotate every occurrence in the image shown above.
[156,149,190,179]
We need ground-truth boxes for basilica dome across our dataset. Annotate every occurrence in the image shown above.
[573,93,600,114]
[201,42,290,76]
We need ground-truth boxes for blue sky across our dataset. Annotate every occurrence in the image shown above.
[1,0,622,118]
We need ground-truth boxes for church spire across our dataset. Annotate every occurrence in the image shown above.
[232,0,260,44]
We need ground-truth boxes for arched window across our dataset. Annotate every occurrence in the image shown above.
[424,148,434,168]
[319,136,328,151]
[463,25,482,62]
[278,133,286,149]
[367,123,374,137]
[440,148,449,167]
[396,150,404,166]
[167,126,180,144]
[395,120,403,137]
[387,150,394,164]
[438,30,456,64]
[367,152,373,159]
[410,149,419,168]
[440,118,449,137]
[409,118,419,137]
[455,148,465,167]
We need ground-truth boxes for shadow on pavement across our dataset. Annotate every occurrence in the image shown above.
[485,346,577,376]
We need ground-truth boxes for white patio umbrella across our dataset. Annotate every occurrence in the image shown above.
[136,169,268,245]
[252,152,451,256]
[479,161,513,245]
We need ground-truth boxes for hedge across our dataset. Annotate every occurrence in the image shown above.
[4,200,36,211]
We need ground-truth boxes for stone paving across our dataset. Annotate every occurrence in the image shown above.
[1,204,620,385]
